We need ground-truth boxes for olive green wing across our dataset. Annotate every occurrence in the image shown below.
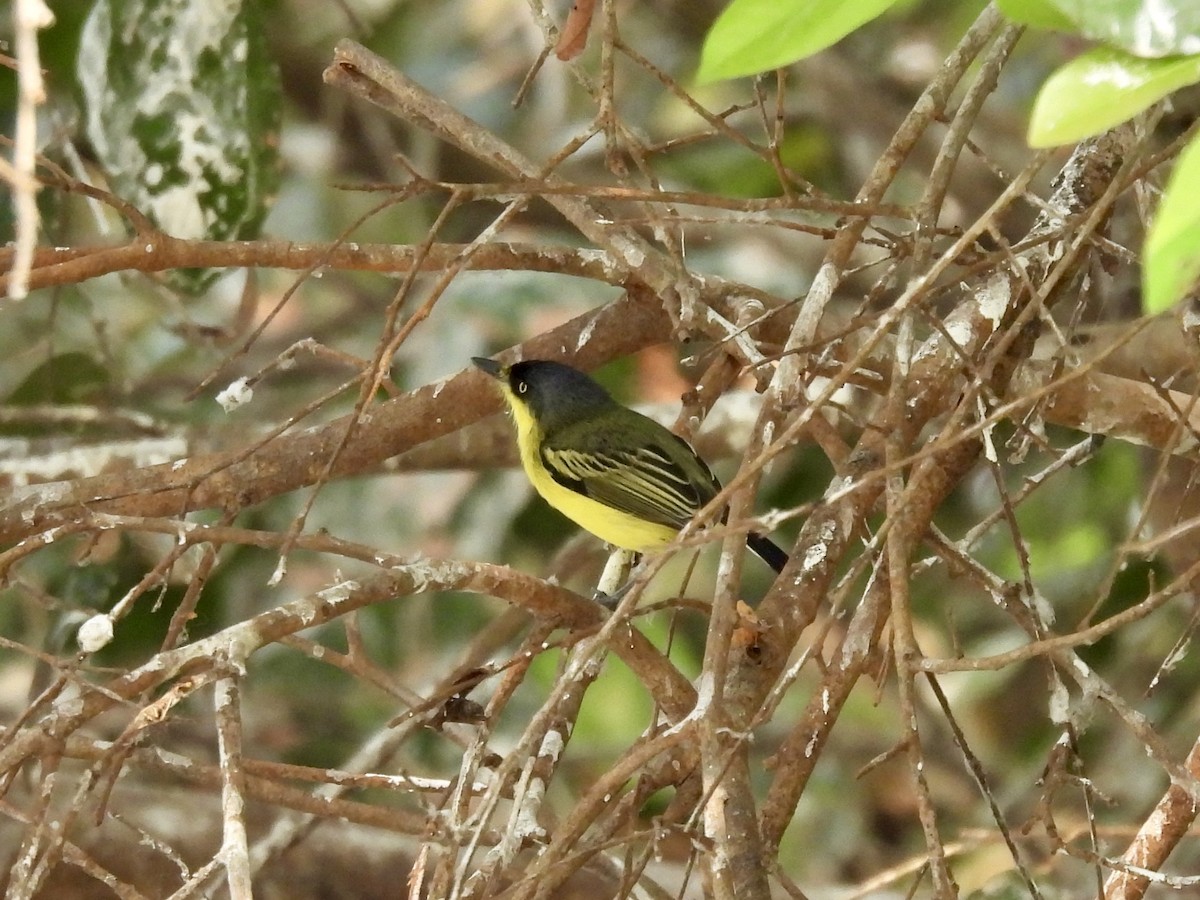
[540,420,719,529]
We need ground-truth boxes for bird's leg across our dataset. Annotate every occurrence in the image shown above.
[594,547,638,608]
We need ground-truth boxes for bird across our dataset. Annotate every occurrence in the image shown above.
[472,357,788,573]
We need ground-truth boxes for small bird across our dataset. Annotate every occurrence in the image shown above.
[472,357,788,573]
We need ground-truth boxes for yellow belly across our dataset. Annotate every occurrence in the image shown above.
[512,408,678,552]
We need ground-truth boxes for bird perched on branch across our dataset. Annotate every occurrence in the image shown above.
[473,357,788,573]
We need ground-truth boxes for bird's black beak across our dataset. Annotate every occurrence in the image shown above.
[472,357,503,379]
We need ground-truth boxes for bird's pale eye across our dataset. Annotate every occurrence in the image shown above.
[517,381,528,394]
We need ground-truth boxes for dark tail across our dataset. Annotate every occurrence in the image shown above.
[746,531,788,574]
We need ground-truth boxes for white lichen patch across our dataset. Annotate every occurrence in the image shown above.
[216,377,253,412]
[77,614,115,653]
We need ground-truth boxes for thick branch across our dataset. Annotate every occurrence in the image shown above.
[0,239,626,295]
[0,290,670,546]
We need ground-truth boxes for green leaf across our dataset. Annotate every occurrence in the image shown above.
[1045,0,1200,58]
[6,353,111,406]
[1144,135,1200,314]
[697,0,900,84]
[1028,47,1200,147]
[1,353,114,438]
[77,0,281,293]
[995,0,1076,31]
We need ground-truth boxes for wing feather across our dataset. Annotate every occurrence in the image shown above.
[541,426,717,530]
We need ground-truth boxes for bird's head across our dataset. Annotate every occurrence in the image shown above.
[472,358,616,433]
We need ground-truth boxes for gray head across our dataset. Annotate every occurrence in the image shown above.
[473,358,617,431]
